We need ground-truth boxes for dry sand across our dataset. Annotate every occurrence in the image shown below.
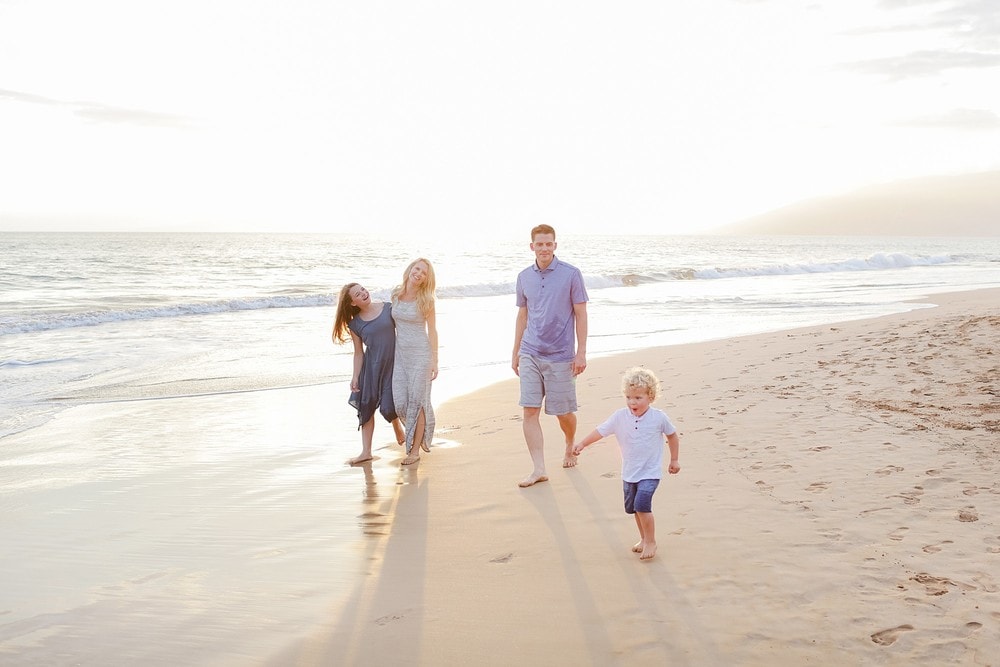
[279,288,999,666]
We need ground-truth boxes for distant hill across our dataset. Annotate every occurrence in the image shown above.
[714,170,1000,236]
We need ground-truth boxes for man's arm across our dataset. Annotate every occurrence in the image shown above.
[512,305,528,375]
[572,301,588,376]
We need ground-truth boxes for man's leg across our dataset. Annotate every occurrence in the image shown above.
[556,412,578,468]
[519,406,548,487]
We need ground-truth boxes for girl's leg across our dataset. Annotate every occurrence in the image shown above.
[350,417,376,465]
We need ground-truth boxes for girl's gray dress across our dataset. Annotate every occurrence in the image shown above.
[348,304,397,427]
[391,299,435,453]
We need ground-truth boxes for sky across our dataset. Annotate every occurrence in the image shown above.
[1,0,998,235]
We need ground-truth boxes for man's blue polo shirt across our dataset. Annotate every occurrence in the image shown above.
[515,256,588,362]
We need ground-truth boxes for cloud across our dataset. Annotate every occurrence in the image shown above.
[892,107,1000,129]
[842,49,1000,80]
[870,0,1000,48]
[0,88,195,129]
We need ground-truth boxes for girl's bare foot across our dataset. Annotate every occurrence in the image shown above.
[632,541,643,553]
[640,542,657,560]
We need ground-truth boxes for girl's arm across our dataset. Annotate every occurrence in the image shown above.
[572,429,603,455]
[350,330,364,391]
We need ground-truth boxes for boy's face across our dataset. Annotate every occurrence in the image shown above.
[625,386,652,417]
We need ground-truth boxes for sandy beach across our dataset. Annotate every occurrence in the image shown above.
[280,287,999,666]
[3,288,998,665]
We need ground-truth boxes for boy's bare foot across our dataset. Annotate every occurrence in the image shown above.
[349,454,372,465]
[632,541,643,553]
[518,473,549,488]
[640,542,657,560]
[401,454,420,466]
[562,454,578,468]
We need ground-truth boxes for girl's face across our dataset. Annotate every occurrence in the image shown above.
[348,284,370,307]
[624,386,652,417]
[408,261,430,286]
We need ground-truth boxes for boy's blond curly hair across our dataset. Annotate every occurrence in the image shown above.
[621,366,660,402]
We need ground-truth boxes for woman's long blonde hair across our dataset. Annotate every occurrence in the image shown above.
[391,258,436,317]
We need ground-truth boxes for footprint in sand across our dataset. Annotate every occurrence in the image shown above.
[600,471,618,478]
[922,540,953,553]
[871,625,914,646]
[755,480,773,492]
[875,465,904,476]
[888,527,909,542]
[808,445,831,452]
[490,552,514,564]
[806,481,829,492]
[985,535,1000,554]
[957,507,979,522]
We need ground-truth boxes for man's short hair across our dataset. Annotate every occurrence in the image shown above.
[531,224,556,241]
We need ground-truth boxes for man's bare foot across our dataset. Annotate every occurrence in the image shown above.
[518,473,549,488]
[401,454,420,466]
[632,541,643,553]
[640,542,657,560]
[349,454,372,465]
[562,454,578,468]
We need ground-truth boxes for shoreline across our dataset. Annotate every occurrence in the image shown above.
[2,288,997,664]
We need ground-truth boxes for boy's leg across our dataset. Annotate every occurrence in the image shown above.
[632,513,645,553]
[633,479,660,560]
[636,512,657,560]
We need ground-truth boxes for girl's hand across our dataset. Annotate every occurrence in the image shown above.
[351,378,360,392]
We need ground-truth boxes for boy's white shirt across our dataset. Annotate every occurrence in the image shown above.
[596,407,676,483]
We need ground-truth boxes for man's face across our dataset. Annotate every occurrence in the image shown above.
[530,233,557,264]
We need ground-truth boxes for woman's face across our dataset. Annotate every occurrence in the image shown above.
[348,284,370,307]
[408,261,430,286]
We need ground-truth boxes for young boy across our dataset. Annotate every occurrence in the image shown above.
[572,367,680,560]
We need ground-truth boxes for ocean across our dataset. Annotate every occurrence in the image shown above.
[3,231,1000,662]
[4,231,1000,440]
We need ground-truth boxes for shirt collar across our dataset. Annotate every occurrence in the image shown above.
[533,255,560,273]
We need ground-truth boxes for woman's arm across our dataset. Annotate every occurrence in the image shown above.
[426,306,439,380]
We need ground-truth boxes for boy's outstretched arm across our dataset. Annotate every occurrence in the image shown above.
[666,432,681,474]
[572,429,603,455]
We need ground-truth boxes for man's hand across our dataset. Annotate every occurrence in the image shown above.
[572,351,587,376]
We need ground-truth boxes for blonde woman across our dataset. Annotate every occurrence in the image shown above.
[391,258,439,465]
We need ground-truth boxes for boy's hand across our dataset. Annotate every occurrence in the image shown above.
[668,461,680,474]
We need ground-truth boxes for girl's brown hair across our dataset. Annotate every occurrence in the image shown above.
[332,282,361,343]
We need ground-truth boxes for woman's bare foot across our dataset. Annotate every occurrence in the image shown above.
[349,454,372,465]
[401,454,420,466]
[392,420,405,445]
[518,473,549,488]
[420,440,430,453]
[640,542,657,560]
[632,541,643,553]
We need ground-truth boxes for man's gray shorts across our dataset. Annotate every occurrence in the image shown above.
[518,354,578,415]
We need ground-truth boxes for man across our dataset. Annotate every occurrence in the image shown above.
[512,224,589,487]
